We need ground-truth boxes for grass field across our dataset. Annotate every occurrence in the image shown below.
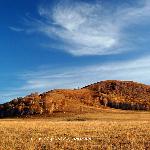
[1,110,150,150]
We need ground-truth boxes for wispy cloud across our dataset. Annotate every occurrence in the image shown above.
[2,54,150,103]
[117,0,150,24]
[9,26,24,32]
[36,0,120,56]
[24,0,150,56]
[18,55,150,92]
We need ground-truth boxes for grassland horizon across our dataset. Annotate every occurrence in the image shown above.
[1,110,150,150]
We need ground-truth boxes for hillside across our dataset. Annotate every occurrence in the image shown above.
[1,80,150,117]
[0,89,101,118]
[83,80,150,110]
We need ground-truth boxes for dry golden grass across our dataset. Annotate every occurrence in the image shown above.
[1,111,150,150]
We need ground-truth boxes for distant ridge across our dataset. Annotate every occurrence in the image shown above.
[1,80,150,118]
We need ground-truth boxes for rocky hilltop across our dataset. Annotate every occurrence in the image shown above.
[1,80,150,117]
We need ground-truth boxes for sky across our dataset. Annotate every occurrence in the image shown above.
[1,0,150,103]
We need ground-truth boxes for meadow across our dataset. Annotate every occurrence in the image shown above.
[1,110,150,150]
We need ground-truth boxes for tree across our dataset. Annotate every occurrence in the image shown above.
[103,98,108,107]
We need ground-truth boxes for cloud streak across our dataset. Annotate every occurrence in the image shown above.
[18,55,150,92]
[37,0,120,56]
[25,0,150,56]
[2,54,150,102]
[9,26,24,32]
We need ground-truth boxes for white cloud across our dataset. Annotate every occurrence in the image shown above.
[18,55,150,92]
[2,54,150,103]
[115,0,150,27]
[9,26,24,32]
[25,0,150,56]
[39,0,120,55]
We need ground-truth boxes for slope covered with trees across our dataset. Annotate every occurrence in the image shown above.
[1,80,150,117]
[84,80,150,110]
[0,89,100,117]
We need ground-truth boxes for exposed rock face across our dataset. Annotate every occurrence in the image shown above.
[1,80,150,117]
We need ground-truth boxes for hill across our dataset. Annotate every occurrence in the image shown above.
[83,80,150,110]
[1,80,150,117]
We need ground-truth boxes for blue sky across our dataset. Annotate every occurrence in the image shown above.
[1,0,150,103]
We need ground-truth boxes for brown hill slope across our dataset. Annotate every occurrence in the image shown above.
[0,89,101,117]
[83,80,150,110]
[1,80,150,117]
